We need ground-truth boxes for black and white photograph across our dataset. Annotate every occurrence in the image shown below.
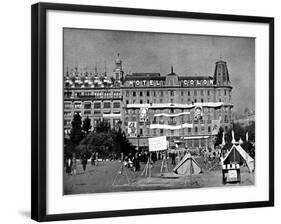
[63,28,256,195]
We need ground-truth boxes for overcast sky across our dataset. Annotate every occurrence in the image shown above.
[64,28,255,114]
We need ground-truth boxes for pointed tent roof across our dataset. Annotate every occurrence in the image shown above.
[173,154,202,175]
[222,144,254,172]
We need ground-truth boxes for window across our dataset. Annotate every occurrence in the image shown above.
[74,103,82,109]
[181,91,184,96]
[225,115,228,122]
[201,90,204,96]
[133,91,136,97]
[113,102,120,108]
[140,100,143,104]
[147,100,149,104]
[160,91,164,97]
[94,102,101,109]
[64,91,72,97]
[170,90,174,96]
[207,90,210,96]
[153,91,156,97]
[140,91,143,97]
[224,89,227,96]
[208,126,211,133]
[140,128,143,135]
[188,128,191,133]
[64,102,72,109]
[75,92,82,97]
[201,99,204,103]
[194,90,197,96]
[64,111,71,116]
[103,102,111,108]
[195,127,198,133]
[64,120,71,126]
[94,110,101,114]
[194,99,197,103]
[126,91,129,97]
[126,100,129,104]
[84,102,91,109]
[147,91,150,97]
[171,130,174,136]
[187,91,190,96]
[84,110,91,115]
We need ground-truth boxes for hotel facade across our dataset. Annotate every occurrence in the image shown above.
[64,55,233,150]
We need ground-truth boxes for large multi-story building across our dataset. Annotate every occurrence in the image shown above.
[64,54,233,150]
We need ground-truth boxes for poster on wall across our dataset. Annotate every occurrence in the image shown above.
[127,121,137,137]
[194,106,203,121]
[211,120,221,135]
[140,107,148,122]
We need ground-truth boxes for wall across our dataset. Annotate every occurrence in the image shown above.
[0,0,279,223]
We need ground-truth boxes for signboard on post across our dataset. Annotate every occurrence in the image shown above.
[148,136,167,152]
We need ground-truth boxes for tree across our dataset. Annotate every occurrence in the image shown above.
[214,127,224,146]
[94,119,111,133]
[113,128,136,157]
[78,123,135,159]
[69,112,84,145]
[82,116,92,134]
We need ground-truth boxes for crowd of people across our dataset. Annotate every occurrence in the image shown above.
[64,146,224,176]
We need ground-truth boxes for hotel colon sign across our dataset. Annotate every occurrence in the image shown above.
[64,55,233,150]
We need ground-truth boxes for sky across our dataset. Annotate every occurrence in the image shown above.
[64,28,255,114]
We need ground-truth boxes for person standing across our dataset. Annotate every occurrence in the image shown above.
[171,152,176,165]
[71,153,77,175]
[91,152,95,166]
[66,157,72,175]
[82,153,88,172]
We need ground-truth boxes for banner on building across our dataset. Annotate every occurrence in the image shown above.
[148,136,167,152]
[194,106,203,121]
[139,107,148,122]
[211,120,221,135]
[127,122,137,137]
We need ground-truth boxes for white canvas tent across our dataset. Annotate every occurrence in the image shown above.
[173,154,202,175]
[222,144,254,172]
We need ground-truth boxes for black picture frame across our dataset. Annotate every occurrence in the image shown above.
[31,2,274,222]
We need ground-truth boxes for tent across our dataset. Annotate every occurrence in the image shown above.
[173,153,202,175]
[222,144,254,172]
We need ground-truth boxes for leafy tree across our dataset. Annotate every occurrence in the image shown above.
[94,119,111,133]
[78,122,135,158]
[214,127,224,146]
[82,116,92,134]
[69,112,84,145]
[64,138,76,158]
[113,128,136,157]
